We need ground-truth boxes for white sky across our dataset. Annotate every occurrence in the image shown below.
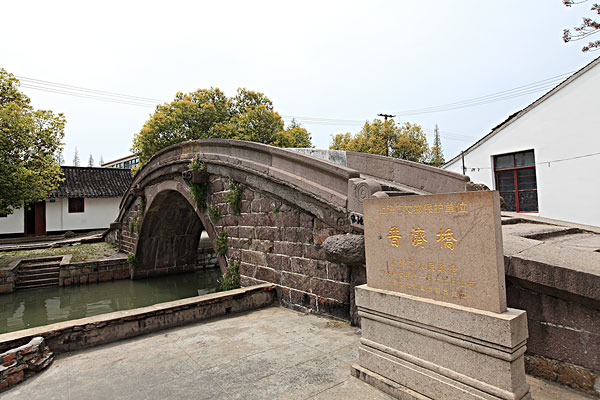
[1,0,596,165]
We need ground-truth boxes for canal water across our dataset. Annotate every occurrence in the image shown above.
[0,268,221,334]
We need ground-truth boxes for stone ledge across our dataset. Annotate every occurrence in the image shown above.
[505,242,600,304]
[355,285,528,349]
[0,284,276,354]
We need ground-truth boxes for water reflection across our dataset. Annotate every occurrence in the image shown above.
[0,269,221,334]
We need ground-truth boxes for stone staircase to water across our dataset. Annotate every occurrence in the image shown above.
[15,257,62,290]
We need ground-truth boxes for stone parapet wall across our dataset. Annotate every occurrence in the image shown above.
[345,151,468,194]
[59,257,130,286]
[0,337,54,392]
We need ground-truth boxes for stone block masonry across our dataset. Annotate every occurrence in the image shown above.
[0,337,54,393]
[197,248,219,270]
[208,176,354,320]
[59,257,130,286]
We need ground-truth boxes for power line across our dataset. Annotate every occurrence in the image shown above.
[391,71,576,116]
[16,76,478,141]
[20,84,157,108]
[465,152,600,170]
[537,151,600,165]
[15,70,576,141]
[17,76,164,103]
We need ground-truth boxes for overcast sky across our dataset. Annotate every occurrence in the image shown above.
[1,1,597,165]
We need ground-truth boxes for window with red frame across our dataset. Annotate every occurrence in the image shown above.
[68,198,85,213]
[494,150,538,212]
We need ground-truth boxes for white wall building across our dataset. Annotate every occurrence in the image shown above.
[444,56,600,227]
[0,167,131,236]
[101,154,139,169]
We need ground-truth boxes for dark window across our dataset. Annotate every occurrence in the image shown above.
[68,198,85,213]
[494,150,538,212]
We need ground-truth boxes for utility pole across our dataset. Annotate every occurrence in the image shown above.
[377,113,396,121]
[434,124,441,149]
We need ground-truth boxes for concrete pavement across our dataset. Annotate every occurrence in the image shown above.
[1,306,592,399]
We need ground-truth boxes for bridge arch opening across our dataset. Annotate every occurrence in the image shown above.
[134,190,217,278]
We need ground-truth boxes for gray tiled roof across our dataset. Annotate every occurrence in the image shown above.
[50,167,132,198]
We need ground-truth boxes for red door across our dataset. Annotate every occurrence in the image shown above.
[24,201,46,236]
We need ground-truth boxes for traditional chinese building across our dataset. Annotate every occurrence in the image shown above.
[444,55,600,227]
[0,167,132,237]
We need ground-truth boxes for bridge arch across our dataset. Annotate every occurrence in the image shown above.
[109,139,468,320]
[133,186,226,278]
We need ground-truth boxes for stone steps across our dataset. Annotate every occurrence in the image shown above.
[15,278,60,291]
[15,261,61,291]
[19,260,62,268]
[17,270,60,281]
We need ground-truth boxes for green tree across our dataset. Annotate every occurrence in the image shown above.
[0,69,65,215]
[88,154,94,167]
[132,88,312,165]
[330,119,430,163]
[563,0,600,52]
[276,119,312,148]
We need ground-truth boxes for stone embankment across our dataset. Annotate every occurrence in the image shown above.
[0,284,275,355]
[0,255,130,294]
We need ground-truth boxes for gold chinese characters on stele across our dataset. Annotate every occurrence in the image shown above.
[363,191,507,314]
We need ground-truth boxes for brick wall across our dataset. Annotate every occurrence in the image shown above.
[207,176,353,319]
[0,337,53,392]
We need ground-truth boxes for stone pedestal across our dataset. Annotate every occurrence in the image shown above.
[351,285,531,400]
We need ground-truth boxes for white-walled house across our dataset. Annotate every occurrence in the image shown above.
[444,56,600,227]
[0,167,132,237]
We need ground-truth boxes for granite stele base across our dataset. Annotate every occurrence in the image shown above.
[351,285,531,400]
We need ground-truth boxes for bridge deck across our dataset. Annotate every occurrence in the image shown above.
[2,306,588,400]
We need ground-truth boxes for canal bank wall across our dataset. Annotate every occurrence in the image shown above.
[60,257,130,286]
[0,284,275,354]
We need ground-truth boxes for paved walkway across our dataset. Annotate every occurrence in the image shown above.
[1,306,591,399]
[0,231,104,252]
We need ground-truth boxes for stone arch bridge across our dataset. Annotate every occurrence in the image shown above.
[109,139,468,319]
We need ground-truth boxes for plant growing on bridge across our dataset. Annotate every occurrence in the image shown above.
[217,259,240,292]
[226,181,244,215]
[127,253,136,267]
[188,156,205,171]
[216,231,228,256]
[187,158,210,212]
[139,195,146,217]
[208,205,222,222]
[129,216,139,234]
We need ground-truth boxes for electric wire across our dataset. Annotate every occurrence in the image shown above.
[392,71,576,116]
[463,152,600,170]
[17,76,164,103]
[15,70,577,142]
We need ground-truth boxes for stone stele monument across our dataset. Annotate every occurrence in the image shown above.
[351,191,531,400]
